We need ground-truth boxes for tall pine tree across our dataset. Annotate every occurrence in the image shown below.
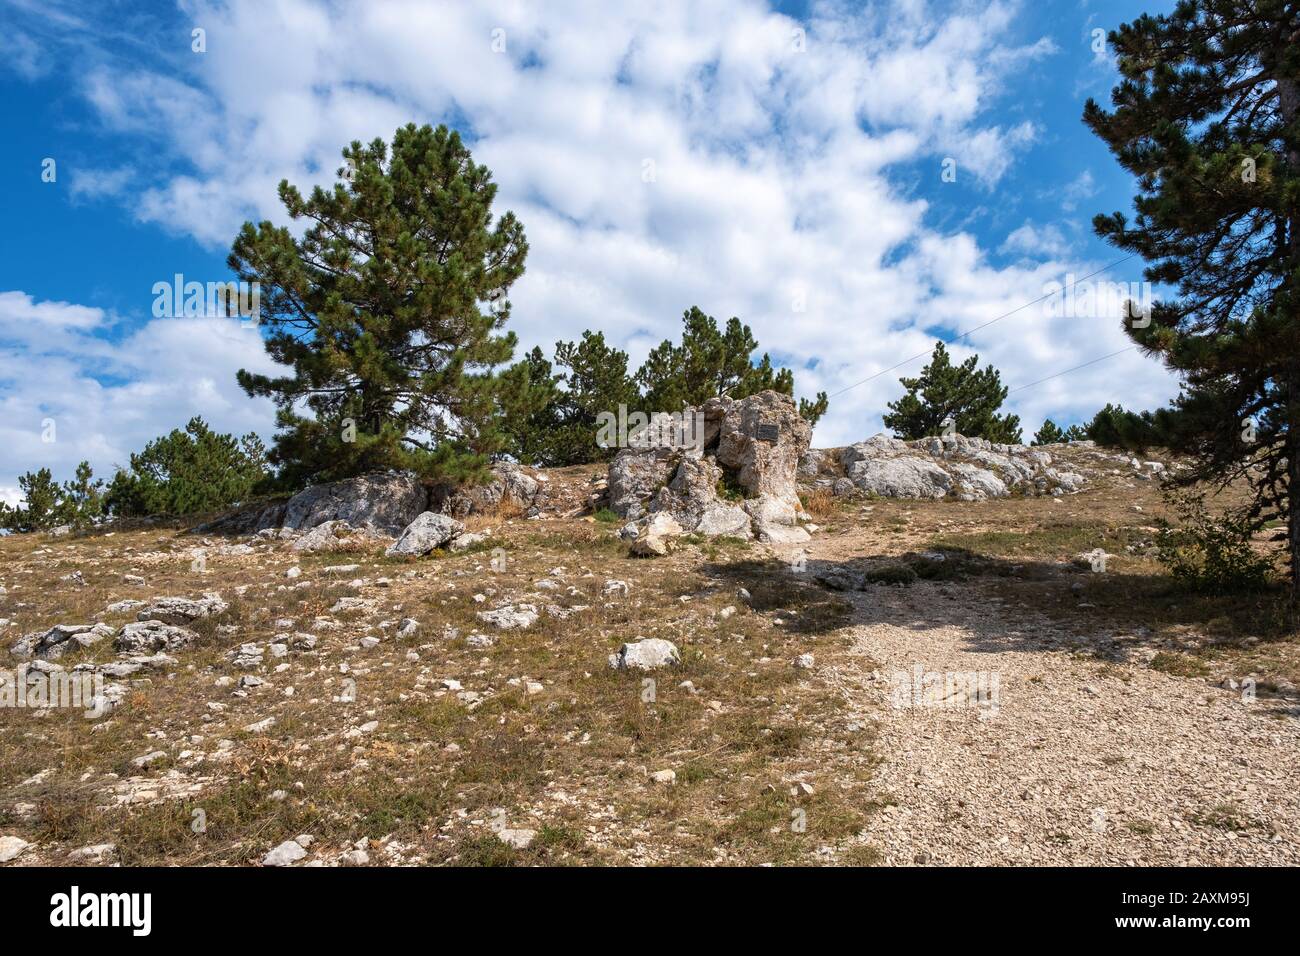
[884,341,1022,442]
[231,124,529,488]
[1084,1,1300,600]
[636,307,828,424]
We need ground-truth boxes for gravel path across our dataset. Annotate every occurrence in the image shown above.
[832,580,1300,865]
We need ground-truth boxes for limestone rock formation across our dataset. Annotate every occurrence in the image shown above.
[713,390,810,501]
[430,463,540,518]
[10,623,115,660]
[608,390,812,543]
[281,473,429,536]
[818,433,1093,500]
[385,512,465,557]
[135,595,229,625]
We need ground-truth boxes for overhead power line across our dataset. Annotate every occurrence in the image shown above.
[1007,345,1136,394]
[826,253,1138,400]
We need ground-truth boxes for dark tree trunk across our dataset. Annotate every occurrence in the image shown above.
[1280,68,1300,605]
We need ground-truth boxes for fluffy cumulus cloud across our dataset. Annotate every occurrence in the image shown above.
[2,0,1180,495]
[0,291,277,502]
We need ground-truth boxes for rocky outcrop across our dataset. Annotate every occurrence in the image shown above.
[476,604,539,630]
[292,520,392,554]
[608,390,813,545]
[608,447,676,521]
[114,621,200,654]
[649,457,752,539]
[10,623,115,660]
[135,595,229,625]
[712,390,810,501]
[281,473,429,536]
[821,434,1091,500]
[190,500,288,535]
[430,463,541,518]
[195,465,542,541]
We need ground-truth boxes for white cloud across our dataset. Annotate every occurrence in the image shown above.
[1059,170,1098,212]
[5,0,1180,472]
[1001,222,1071,260]
[0,30,47,80]
[68,166,134,202]
[0,291,278,490]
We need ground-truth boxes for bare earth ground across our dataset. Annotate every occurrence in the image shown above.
[1,454,1297,866]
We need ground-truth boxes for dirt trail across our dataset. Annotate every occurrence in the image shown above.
[799,538,1300,866]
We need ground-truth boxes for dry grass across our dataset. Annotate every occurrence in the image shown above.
[0,513,883,866]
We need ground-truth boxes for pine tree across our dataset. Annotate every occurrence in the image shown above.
[1085,1,1300,598]
[230,123,529,489]
[883,341,1022,442]
[500,334,640,466]
[798,392,830,428]
[636,307,827,422]
[104,417,270,517]
[550,331,641,465]
[0,463,101,533]
[499,347,562,465]
[61,461,104,528]
[1033,420,1067,445]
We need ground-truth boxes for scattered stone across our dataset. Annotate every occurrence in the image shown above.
[386,512,465,557]
[114,621,199,655]
[476,604,539,630]
[135,595,228,626]
[68,843,116,863]
[497,828,536,850]
[447,531,490,552]
[609,638,681,670]
[262,839,308,867]
[131,750,168,769]
[0,836,31,863]
[294,520,389,554]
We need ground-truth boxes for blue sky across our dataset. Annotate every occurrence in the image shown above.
[0,0,1181,503]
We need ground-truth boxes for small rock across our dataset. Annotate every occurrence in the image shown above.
[0,836,31,863]
[609,638,680,671]
[262,839,307,867]
[496,828,536,850]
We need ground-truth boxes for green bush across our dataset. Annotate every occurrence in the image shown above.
[863,562,918,586]
[1154,491,1273,593]
[104,417,269,518]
